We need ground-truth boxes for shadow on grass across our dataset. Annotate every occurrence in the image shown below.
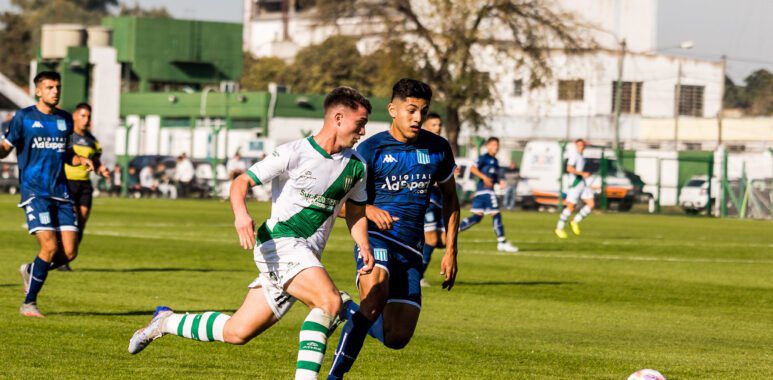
[48,309,239,316]
[76,267,248,273]
[455,280,580,286]
[0,284,18,287]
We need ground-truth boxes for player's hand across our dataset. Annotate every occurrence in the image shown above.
[81,157,95,172]
[357,245,375,275]
[439,250,458,291]
[365,205,399,230]
[582,171,591,178]
[98,165,110,178]
[234,212,256,250]
[482,176,494,188]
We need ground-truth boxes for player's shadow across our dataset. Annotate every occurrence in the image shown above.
[77,267,248,273]
[455,280,579,287]
[48,309,238,316]
[0,283,18,287]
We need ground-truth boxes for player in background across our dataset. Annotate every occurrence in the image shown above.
[555,139,593,238]
[62,103,110,270]
[458,137,519,253]
[128,87,375,380]
[419,112,446,287]
[0,71,94,317]
[328,79,460,379]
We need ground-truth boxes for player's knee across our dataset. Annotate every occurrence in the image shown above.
[223,324,253,345]
[316,290,342,318]
[384,331,413,350]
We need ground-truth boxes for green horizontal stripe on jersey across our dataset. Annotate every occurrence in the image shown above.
[259,156,365,241]
[247,170,262,186]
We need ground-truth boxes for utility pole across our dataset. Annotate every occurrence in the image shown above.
[717,54,727,147]
[674,60,683,151]
[613,39,626,154]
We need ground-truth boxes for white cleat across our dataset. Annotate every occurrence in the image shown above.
[20,302,45,318]
[19,263,31,294]
[420,278,431,288]
[497,241,519,253]
[128,306,173,354]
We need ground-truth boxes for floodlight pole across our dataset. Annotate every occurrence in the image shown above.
[613,39,626,157]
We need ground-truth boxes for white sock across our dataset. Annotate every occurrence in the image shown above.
[295,308,333,380]
[573,205,592,223]
[556,208,572,230]
[162,312,230,342]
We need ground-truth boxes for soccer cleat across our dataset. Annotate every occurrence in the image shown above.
[19,263,31,294]
[570,221,581,236]
[331,291,353,332]
[128,306,173,354]
[420,278,431,288]
[554,229,568,239]
[20,302,45,318]
[56,263,73,272]
[497,241,519,253]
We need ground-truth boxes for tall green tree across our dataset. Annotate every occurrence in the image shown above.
[309,0,592,154]
[240,55,288,91]
[744,69,773,115]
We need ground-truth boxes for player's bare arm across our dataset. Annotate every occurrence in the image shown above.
[364,204,400,230]
[345,201,375,275]
[438,176,460,291]
[0,140,13,159]
[470,165,493,188]
[230,174,257,250]
[70,155,94,172]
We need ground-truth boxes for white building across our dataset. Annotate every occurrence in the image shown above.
[241,0,756,154]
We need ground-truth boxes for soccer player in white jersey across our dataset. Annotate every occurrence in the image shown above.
[555,139,594,238]
[128,87,376,380]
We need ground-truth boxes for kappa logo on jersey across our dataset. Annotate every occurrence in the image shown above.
[382,154,398,164]
[416,149,430,165]
[32,121,44,129]
[27,214,36,221]
[57,119,67,131]
[39,212,51,225]
[374,248,388,261]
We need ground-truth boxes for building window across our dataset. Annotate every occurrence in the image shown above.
[611,81,642,114]
[677,85,704,117]
[558,79,584,101]
[513,79,523,97]
[231,118,262,129]
[161,117,190,128]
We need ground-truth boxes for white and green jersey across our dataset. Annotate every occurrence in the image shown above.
[246,136,367,254]
[567,150,586,187]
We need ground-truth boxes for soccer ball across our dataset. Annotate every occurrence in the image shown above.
[627,369,666,380]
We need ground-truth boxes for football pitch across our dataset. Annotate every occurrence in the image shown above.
[1,195,771,379]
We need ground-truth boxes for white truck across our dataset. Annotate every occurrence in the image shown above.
[516,140,636,211]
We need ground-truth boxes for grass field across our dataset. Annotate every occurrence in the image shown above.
[1,194,771,379]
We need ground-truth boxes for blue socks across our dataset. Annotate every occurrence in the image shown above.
[25,257,50,304]
[421,243,435,277]
[493,213,506,242]
[328,311,374,379]
[342,300,384,343]
[459,213,483,231]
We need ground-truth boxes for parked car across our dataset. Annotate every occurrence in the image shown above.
[678,175,717,214]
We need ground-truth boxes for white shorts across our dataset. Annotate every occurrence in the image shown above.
[247,237,324,319]
[565,180,594,204]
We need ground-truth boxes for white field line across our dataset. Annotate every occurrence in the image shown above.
[464,250,773,264]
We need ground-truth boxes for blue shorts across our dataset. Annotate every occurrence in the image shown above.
[470,191,500,215]
[355,233,423,309]
[20,197,78,235]
[423,202,445,232]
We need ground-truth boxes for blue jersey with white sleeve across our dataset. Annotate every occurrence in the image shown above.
[356,130,455,254]
[475,153,500,192]
[3,105,73,205]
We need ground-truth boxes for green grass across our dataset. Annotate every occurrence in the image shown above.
[1,194,771,379]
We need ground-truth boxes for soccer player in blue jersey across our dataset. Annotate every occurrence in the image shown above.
[420,113,446,287]
[458,137,519,252]
[328,79,461,379]
[0,71,94,317]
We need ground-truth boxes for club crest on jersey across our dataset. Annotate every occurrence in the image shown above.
[374,248,388,261]
[416,149,430,165]
[57,119,67,131]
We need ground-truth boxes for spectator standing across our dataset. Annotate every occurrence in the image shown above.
[175,153,194,198]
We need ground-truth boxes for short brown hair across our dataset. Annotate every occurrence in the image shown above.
[324,86,372,114]
[33,71,61,86]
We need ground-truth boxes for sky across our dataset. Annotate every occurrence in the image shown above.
[1,0,770,83]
